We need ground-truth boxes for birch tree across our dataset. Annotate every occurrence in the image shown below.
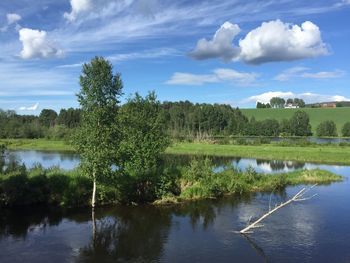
[75,56,123,208]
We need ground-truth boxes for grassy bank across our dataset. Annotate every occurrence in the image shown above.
[0,139,74,152]
[241,107,350,133]
[2,139,350,165]
[166,142,350,165]
[0,160,342,208]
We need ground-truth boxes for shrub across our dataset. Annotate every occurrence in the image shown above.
[341,122,350,137]
[316,120,338,137]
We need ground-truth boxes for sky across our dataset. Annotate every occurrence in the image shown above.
[0,0,350,114]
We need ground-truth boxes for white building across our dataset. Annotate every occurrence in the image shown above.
[284,103,299,109]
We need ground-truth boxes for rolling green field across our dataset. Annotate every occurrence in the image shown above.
[241,107,350,133]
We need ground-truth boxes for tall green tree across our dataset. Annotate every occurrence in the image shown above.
[75,57,123,208]
[39,109,58,127]
[118,92,170,202]
[289,111,312,136]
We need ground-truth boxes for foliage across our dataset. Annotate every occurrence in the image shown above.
[39,109,58,128]
[316,120,338,137]
[270,97,285,108]
[289,110,312,136]
[341,122,350,137]
[74,56,123,206]
[178,159,341,200]
[256,102,271,108]
[117,92,171,203]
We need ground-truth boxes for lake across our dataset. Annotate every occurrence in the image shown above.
[1,150,350,262]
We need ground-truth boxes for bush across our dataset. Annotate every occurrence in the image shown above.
[316,120,338,137]
[341,122,350,137]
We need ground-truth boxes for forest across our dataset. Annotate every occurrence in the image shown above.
[1,102,349,139]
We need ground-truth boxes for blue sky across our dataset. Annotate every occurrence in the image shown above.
[0,0,349,114]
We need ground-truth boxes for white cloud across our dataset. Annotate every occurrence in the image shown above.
[239,20,328,64]
[107,48,181,62]
[19,28,64,59]
[190,21,241,62]
[64,0,92,22]
[244,91,350,104]
[191,20,328,64]
[301,70,345,79]
[334,0,350,7]
[1,13,21,32]
[274,67,309,81]
[166,68,257,86]
[274,67,345,81]
[244,91,294,104]
[19,103,39,111]
[7,13,21,25]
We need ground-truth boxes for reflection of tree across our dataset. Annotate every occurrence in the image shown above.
[1,195,257,262]
[76,206,172,263]
[0,207,63,240]
[256,159,305,171]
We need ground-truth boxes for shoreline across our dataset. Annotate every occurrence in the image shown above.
[2,139,350,165]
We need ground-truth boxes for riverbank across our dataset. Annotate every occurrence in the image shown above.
[166,142,350,165]
[2,139,350,165]
[0,139,75,152]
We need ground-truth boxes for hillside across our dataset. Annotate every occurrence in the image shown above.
[241,107,350,133]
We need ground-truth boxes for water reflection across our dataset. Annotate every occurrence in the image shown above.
[1,181,350,263]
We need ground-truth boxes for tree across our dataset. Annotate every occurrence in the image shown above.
[118,92,170,202]
[286,98,293,104]
[316,120,337,137]
[289,111,312,136]
[75,57,123,208]
[39,109,57,127]
[342,122,350,137]
[293,98,305,108]
[270,97,285,108]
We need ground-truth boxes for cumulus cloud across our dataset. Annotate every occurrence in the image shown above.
[274,67,345,81]
[19,28,64,59]
[190,22,241,62]
[244,91,350,104]
[19,103,39,111]
[191,20,328,64]
[64,0,92,22]
[166,68,257,86]
[1,13,21,32]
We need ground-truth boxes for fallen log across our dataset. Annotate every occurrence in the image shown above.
[239,184,317,234]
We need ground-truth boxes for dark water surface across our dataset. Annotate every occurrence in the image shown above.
[1,151,350,263]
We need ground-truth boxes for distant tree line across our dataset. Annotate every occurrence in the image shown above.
[257,97,305,109]
[2,102,350,139]
[0,108,81,139]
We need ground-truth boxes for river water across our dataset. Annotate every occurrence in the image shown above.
[1,150,350,263]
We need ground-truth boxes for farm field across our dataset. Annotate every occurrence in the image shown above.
[241,107,350,133]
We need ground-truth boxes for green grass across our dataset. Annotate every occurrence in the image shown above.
[3,139,350,165]
[0,139,74,152]
[166,142,350,165]
[158,158,342,202]
[241,107,350,133]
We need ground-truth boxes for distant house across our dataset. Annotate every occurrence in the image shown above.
[284,103,299,109]
[321,103,336,108]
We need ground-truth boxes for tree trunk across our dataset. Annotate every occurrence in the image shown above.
[92,172,96,208]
